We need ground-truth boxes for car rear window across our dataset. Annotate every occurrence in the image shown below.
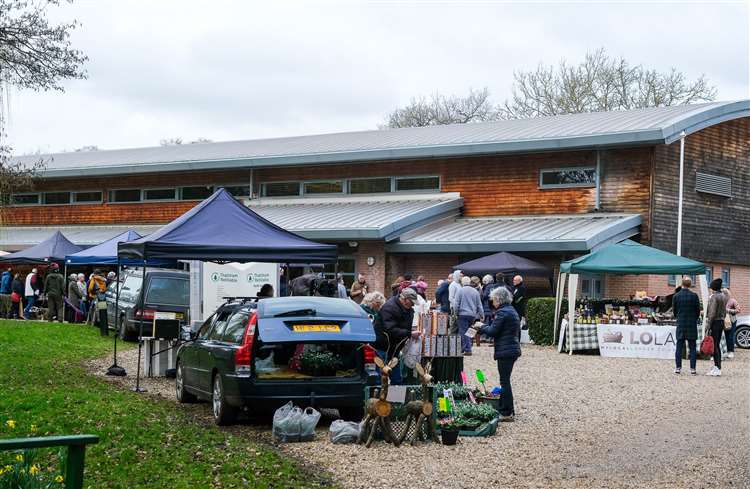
[222,312,250,344]
[146,277,189,305]
[258,297,365,319]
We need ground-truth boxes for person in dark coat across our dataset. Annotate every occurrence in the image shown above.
[672,277,700,374]
[512,275,527,324]
[44,263,66,322]
[475,286,521,421]
[435,277,450,313]
[11,273,25,319]
[372,288,419,384]
[704,278,727,376]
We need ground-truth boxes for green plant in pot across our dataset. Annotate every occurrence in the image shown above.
[299,350,342,376]
[439,417,462,445]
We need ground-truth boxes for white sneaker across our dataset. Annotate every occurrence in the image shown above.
[674,368,681,374]
[705,367,721,377]
[727,352,735,359]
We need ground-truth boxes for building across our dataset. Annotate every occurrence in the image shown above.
[2,101,749,306]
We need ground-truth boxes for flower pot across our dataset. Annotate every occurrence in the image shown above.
[477,396,501,413]
[441,428,459,445]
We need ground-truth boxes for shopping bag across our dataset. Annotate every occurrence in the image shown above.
[272,401,303,442]
[329,419,360,444]
[402,337,422,369]
[299,407,321,441]
[700,335,714,356]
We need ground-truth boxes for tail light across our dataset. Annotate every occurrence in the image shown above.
[235,312,257,375]
[363,344,376,365]
[134,309,156,320]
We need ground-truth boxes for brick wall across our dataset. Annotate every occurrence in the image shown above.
[352,241,387,293]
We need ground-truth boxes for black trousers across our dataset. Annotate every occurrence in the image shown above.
[496,357,517,417]
[711,320,723,369]
[98,308,108,336]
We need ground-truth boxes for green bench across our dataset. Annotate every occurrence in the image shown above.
[0,434,99,488]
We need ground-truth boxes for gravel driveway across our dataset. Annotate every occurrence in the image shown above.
[88,344,750,489]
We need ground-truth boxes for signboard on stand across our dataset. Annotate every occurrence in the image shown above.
[198,262,279,321]
[597,324,677,360]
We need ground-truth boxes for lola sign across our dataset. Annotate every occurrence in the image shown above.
[597,324,677,360]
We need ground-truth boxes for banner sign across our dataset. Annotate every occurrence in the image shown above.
[597,323,677,360]
[201,262,278,320]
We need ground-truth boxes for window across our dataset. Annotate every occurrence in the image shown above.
[208,310,233,341]
[145,277,189,305]
[223,185,251,198]
[73,191,102,203]
[144,188,177,201]
[539,167,596,188]
[11,193,40,205]
[705,267,713,285]
[348,178,391,194]
[322,257,356,289]
[668,275,676,287]
[42,192,71,205]
[222,311,250,344]
[721,268,730,287]
[395,176,440,192]
[303,180,343,195]
[109,189,142,203]
[262,182,300,197]
[180,186,213,200]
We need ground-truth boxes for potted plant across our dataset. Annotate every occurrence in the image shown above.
[299,350,341,376]
[439,417,462,445]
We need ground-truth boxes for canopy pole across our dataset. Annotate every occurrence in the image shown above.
[107,257,126,376]
[567,274,578,355]
[553,272,566,343]
[133,260,148,393]
[676,131,686,256]
[63,261,68,322]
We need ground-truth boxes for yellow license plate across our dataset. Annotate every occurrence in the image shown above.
[292,324,340,333]
[175,313,184,319]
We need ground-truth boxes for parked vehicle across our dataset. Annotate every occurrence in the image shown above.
[735,314,750,349]
[175,296,378,425]
[106,268,190,341]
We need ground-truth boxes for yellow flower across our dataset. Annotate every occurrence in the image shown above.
[30,424,37,433]
[0,467,5,476]
[15,454,23,462]
[3,465,11,472]
[55,475,64,483]
[29,464,40,475]
[5,420,16,429]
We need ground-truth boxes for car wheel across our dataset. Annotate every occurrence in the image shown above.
[175,362,196,403]
[735,325,750,349]
[212,373,237,425]
[338,406,363,422]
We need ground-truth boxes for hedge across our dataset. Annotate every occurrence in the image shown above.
[526,297,567,346]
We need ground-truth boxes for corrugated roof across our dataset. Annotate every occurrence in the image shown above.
[387,213,642,253]
[248,193,463,240]
[13,101,749,178]
[0,225,162,250]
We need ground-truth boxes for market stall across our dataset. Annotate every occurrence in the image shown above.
[554,240,708,358]
[0,231,83,264]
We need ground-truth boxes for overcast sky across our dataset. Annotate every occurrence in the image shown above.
[5,0,749,154]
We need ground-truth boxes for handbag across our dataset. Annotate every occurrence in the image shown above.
[723,314,732,331]
[700,335,715,356]
[10,292,20,303]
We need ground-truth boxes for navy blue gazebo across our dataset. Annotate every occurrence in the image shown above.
[0,231,83,264]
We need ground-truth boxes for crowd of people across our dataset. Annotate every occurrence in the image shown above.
[0,266,117,334]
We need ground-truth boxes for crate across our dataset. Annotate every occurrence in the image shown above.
[363,385,437,442]
[433,390,499,438]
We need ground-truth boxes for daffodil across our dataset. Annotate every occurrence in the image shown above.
[29,464,40,475]
[30,424,38,433]
[5,419,16,429]
[14,454,23,462]
[3,465,11,472]
[0,467,5,476]
[55,475,64,483]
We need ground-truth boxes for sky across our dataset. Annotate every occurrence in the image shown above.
[4,0,749,154]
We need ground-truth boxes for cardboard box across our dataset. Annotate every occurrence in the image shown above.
[448,335,458,357]
[437,314,449,335]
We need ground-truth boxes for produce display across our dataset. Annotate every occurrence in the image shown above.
[573,298,677,326]
[435,382,499,434]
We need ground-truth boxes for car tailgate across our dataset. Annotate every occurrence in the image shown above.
[257,316,375,343]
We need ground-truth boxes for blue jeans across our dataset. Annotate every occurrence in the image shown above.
[23,295,35,317]
[675,339,696,370]
[458,315,475,353]
[724,321,737,352]
[375,349,403,385]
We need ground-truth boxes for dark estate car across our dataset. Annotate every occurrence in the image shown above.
[106,268,190,340]
[175,296,378,425]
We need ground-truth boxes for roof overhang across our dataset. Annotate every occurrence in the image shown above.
[386,213,642,254]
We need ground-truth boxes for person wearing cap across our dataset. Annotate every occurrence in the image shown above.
[24,268,40,318]
[705,278,728,376]
[372,287,421,384]
[349,273,368,304]
[44,263,66,322]
[67,273,83,322]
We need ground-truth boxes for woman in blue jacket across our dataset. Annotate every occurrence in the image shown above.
[476,286,521,421]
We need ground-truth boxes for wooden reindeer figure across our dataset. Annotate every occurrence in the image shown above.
[360,356,401,447]
[397,360,439,445]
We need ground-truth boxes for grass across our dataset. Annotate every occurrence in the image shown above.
[0,320,333,488]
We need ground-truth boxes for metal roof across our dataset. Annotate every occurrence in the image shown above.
[0,225,162,251]
[386,213,642,253]
[13,101,749,178]
[248,193,463,240]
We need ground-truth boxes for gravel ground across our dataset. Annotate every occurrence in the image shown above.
[88,344,750,489]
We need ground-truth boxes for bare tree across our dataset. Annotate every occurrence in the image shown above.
[500,48,717,119]
[0,0,87,215]
[383,88,501,128]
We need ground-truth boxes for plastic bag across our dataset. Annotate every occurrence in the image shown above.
[299,407,321,441]
[402,337,422,369]
[272,401,303,442]
[329,419,360,444]
[255,352,278,373]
